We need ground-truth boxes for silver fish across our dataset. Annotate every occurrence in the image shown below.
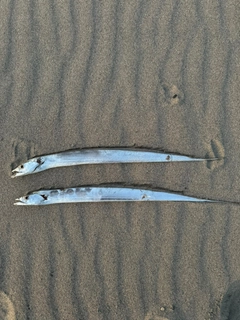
[12,148,216,177]
[14,186,219,205]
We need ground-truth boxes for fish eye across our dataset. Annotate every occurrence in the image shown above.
[25,196,29,200]
[20,165,24,169]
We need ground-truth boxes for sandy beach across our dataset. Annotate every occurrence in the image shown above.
[1,1,240,319]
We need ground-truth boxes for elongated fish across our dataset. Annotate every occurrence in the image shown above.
[14,186,220,205]
[12,148,216,177]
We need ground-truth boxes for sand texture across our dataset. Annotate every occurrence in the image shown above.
[1,1,240,319]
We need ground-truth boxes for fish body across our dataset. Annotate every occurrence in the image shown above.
[14,186,219,205]
[12,148,214,177]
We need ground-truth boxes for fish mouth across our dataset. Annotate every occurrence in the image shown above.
[14,198,27,205]
[11,169,27,178]
[11,170,19,178]
[11,167,25,178]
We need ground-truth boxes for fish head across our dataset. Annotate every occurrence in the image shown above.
[14,192,48,205]
[11,157,46,177]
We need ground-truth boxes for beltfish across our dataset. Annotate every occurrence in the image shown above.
[12,148,217,177]
[14,186,220,205]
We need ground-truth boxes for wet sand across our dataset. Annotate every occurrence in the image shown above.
[1,1,240,319]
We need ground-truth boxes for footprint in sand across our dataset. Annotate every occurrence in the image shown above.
[0,292,16,320]
[160,83,184,106]
[220,281,240,320]
[206,139,225,170]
